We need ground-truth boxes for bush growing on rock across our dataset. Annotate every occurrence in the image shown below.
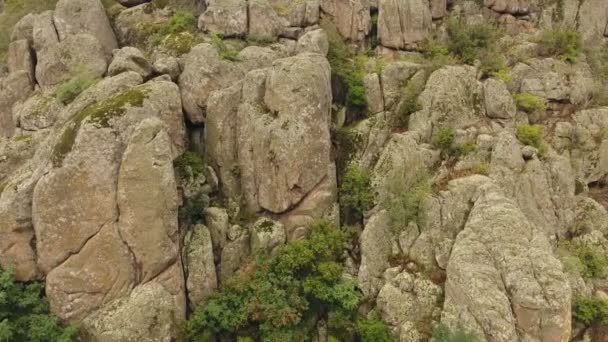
[184,222,378,341]
[381,161,431,232]
[446,18,500,65]
[537,28,581,63]
[211,34,240,61]
[339,163,373,223]
[574,296,608,326]
[514,93,545,113]
[0,267,79,341]
[516,124,548,157]
[576,245,607,279]
[433,323,478,342]
[432,128,456,154]
[55,73,99,104]
[355,313,395,342]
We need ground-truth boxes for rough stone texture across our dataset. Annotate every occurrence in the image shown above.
[380,62,423,109]
[0,71,34,137]
[220,233,250,281]
[81,282,183,342]
[377,270,441,338]
[7,39,34,81]
[296,29,329,56]
[430,0,447,19]
[35,33,108,88]
[198,0,248,37]
[410,66,483,140]
[14,93,62,131]
[153,56,181,81]
[205,207,230,250]
[108,47,153,79]
[576,0,608,41]
[250,218,286,253]
[358,210,392,297]
[249,0,286,39]
[237,54,332,213]
[483,78,516,119]
[490,132,576,238]
[510,58,595,107]
[270,0,320,27]
[178,44,244,123]
[378,0,432,49]
[484,0,534,15]
[184,225,217,308]
[53,0,118,59]
[364,73,384,114]
[320,0,370,42]
[10,13,35,43]
[32,11,59,52]
[443,184,571,342]
[117,118,180,284]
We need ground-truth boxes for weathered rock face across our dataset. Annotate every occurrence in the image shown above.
[321,0,370,42]
[0,71,34,138]
[183,225,217,308]
[358,210,392,297]
[378,0,432,50]
[198,0,248,37]
[483,0,535,15]
[53,0,118,59]
[108,47,153,79]
[443,185,571,342]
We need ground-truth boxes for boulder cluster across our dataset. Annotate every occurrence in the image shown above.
[0,0,607,341]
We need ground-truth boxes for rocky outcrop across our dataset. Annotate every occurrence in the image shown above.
[378,0,432,50]
[183,224,217,308]
[198,0,248,37]
[108,47,153,79]
[321,0,370,42]
[358,210,392,297]
[442,184,571,342]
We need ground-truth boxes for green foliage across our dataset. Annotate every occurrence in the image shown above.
[332,126,364,177]
[179,192,209,223]
[446,19,499,64]
[339,163,373,221]
[0,267,78,342]
[184,222,364,340]
[516,124,544,149]
[514,93,545,113]
[166,11,195,34]
[381,161,431,232]
[0,0,58,61]
[395,76,426,128]
[323,20,367,110]
[575,245,607,279]
[356,314,395,342]
[55,73,98,105]
[432,128,456,153]
[433,323,479,342]
[454,140,478,157]
[537,28,581,63]
[246,34,278,46]
[574,296,608,326]
[175,151,205,179]
[479,50,509,80]
[211,35,241,61]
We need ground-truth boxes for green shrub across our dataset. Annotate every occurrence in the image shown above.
[381,162,431,232]
[174,151,205,179]
[574,296,608,326]
[184,221,363,340]
[514,93,545,113]
[576,245,607,279]
[432,127,456,153]
[516,124,544,149]
[446,19,499,64]
[0,267,79,342]
[356,314,395,342]
[537,28,581,63]
[179,192,209,222]
[166,11,195,34]
[211,34,240,61]
[433,323,478,342]
[339,163,373,221]
[394,76,426,128]
[323,19,367,110]
[55,73,98,105]
[454,140,477,157]
[332,126,364,177]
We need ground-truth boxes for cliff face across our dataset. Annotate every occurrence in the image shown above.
[0,0,607,341]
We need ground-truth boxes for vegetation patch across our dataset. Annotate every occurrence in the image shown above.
[394,75,426,129]
[537,28,581,63]
[339,163,373,224]
[516,124,548,156]
[55,73,99,105]
[446,18,500,65]
[332,126,364,177]
[184,221,383,341]
[52,87,149,167]
[0,266,79,341]
[211,34,241,61]
[179,192,209,223]
[574,296,608,326]
[381,161,431,232]
[514,93,545,113]
[576,245,607,279]
[432,128,456,155]
[175,151,205,179]
[433,323,479,342]
[322,19,367,111]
